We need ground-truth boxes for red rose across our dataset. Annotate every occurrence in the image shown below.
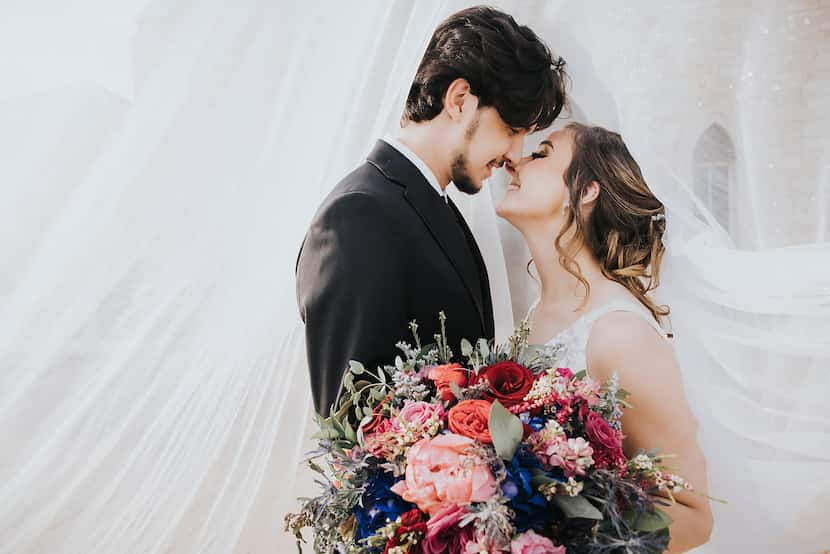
[448,399,493,443]
[584,411,620,450]
[428,363,468,402]
[473,361,534,408]
[584,411,626,469]
[399,509,425,529]
[385,509,427,554]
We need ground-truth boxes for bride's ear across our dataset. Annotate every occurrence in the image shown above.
[581,181,600,206]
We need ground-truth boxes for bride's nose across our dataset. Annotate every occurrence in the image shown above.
[505,155,531,176]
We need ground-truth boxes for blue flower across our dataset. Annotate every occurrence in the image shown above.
[354,471,415,541]
[502,449,555,533]
[528,416,548,432]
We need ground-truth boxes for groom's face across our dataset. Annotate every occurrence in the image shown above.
[450,106,526,195]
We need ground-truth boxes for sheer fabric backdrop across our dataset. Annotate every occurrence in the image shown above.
[0,1,826,553]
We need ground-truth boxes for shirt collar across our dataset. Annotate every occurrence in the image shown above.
[381,136,448,204]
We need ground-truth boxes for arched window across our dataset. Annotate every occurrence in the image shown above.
[692,124,735,231]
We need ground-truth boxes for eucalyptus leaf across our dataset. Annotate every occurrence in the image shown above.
[530,472,563,489]
[552,494,603,520]
[312,427,340,440]
[449,380,463,400]
[624,508,673,532]
[573,369,587,380]
[477,338,490,358]
[349,361,365,375]
[343,371,355,392]
[488,400,523,460]
[330,416,346,439]
[461,338,474,357]
[343,420,357,443]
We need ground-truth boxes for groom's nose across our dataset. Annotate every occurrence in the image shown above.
[503,134,525,165]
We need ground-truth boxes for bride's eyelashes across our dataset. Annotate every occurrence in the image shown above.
[530,151,547,159]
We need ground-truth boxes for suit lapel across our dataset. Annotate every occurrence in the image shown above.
[367,141,486,331]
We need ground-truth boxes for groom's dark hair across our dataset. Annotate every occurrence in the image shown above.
[403,6,568,131]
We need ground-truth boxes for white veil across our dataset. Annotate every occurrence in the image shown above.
[455,2,830,552]
[0,1,827,553]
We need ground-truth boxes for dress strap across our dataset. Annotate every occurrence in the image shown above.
[523,298,540,322]
[583,300,668,339]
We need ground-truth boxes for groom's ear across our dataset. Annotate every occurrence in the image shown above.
[581,181,601,206]
[443,78,477,122]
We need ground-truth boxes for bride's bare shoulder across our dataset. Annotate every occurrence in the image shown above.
[584,309,675,385]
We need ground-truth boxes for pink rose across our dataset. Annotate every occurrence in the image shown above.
[584,411,626,469]
[584,411,621,451]
[362,417,401,458]
[423,504,475,554]
[390,433,498,516]
[511,530,566,554]
[399,401,446,428]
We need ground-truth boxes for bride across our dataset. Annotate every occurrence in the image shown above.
[496,122,714,552]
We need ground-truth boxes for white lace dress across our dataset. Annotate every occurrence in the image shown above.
[524,298,669,372]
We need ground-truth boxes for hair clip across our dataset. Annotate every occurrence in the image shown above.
[550,57,566,71]
[651,214,666,222]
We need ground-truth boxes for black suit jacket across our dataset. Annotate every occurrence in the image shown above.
[296,140,495,415]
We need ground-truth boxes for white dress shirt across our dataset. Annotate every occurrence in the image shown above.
[381,136,448,204]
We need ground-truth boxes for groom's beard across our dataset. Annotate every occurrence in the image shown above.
[450,152,480,195]
[451,115,482,195]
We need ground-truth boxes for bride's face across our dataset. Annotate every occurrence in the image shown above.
[496,129,574,227]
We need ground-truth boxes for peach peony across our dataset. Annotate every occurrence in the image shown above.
[390,433,497,516]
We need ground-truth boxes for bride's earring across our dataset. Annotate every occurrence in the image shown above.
[562,200,570,216]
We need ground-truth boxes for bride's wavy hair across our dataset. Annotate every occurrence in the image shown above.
[551,122,670,326]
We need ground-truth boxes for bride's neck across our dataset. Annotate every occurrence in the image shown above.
[523,223,604,311]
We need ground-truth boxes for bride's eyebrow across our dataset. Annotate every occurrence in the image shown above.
[539,140,554,150]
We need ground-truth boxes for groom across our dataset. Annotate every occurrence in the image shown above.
[296,6,567,416]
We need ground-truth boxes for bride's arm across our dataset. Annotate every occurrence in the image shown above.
[586,312,714,554]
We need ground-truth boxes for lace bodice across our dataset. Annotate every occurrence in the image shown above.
[524,299,668,372]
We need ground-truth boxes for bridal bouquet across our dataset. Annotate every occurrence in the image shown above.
[285,313,693,553]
